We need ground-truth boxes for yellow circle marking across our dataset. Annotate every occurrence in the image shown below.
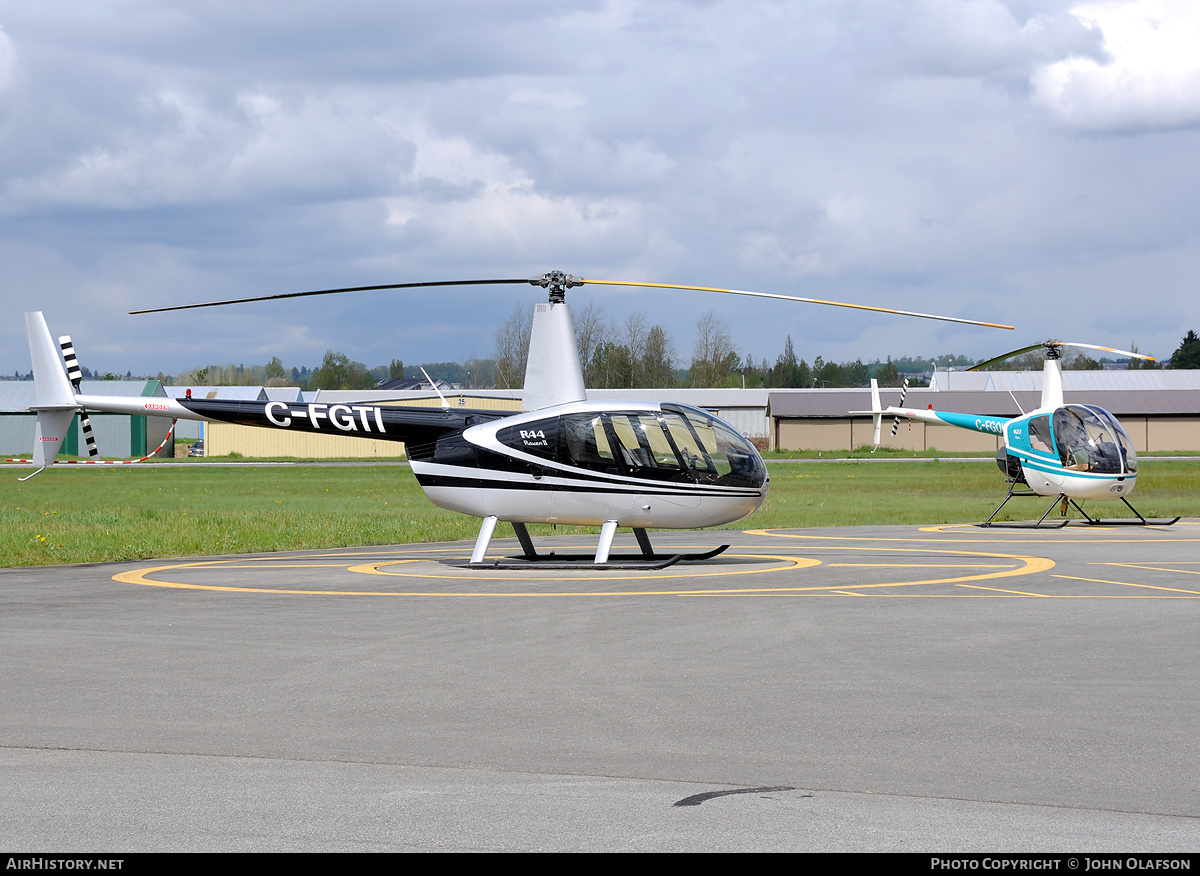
[114,553,821,595]
[915,523,1198,542]
[111,541,1053,596]
[749,526,1200,545]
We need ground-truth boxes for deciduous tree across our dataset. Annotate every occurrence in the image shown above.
[494,302,532,389]
[689,310,739,387]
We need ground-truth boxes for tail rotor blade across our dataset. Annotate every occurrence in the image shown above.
[890,377,910,438]
[59,336,99,458]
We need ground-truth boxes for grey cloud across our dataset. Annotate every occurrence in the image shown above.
[1,0,1198,377]
[0,23,15,92]
[883,0,1106,79]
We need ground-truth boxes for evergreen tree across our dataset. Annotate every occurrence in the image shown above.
[1168,330,1200,369]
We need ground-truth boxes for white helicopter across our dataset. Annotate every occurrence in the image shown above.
[857,340,1180,527]
[24,270,1013,566]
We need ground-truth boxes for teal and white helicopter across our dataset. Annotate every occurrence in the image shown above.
[858,341,1180,527]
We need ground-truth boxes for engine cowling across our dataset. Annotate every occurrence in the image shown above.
[995,447,1024,482]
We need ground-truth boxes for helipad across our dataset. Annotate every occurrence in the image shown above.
[2,523,1198,851]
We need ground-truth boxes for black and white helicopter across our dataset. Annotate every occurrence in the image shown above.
[24,270,1012,567]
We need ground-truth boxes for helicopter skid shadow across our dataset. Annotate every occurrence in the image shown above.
[457,544,732,571]
[462,555,685,571]
[977,520,1070,530]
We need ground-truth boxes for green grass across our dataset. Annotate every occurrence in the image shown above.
[759,447,996,459]
[2,460,1197,567]
[744,460,1198,529]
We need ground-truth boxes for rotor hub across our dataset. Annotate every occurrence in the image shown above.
[529,270,583,304]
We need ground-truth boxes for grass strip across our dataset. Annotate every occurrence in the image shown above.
[2,460,1196,567]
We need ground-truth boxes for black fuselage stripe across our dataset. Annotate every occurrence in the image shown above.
[414,472,762,497]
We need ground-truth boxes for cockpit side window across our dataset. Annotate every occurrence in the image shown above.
[604,413,693,482]
[662,413,719,479]
[563,415,616,473]
[1028,416,1053,455]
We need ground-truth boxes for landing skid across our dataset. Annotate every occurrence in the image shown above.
[978,483,1179,529]
[463,517,730,569]
[1066,495,1180,527]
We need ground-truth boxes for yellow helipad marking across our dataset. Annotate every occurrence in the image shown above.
[915,523,1196,540]
[346,553,813,583]
[828,563,1018,568]
[1094,562,1200,576]
[112,541,1053,596]
[113,524,1196,599]
[1052,574,1200,596]
[107,522,1200,600]
[956,584,1049,597]
[738,541,1055,584]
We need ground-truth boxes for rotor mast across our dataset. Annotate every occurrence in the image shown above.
[522,272,586,411]
[1041,342,1064,411]
[529,270,583,304]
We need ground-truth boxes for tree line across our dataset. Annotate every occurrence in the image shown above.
[154,322,1200,391]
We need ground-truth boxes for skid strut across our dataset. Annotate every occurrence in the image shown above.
[465,519,729,569]
[979,486,1179,529]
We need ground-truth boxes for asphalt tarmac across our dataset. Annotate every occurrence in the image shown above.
[2,523,1198,852]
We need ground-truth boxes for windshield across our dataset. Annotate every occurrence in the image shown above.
[1052,405,1137,475]
[662,403,767,488]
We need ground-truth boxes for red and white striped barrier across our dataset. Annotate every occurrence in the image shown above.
[7,420,178,466]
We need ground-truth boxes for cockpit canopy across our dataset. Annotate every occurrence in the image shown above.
[1051,404,1137,475]
[495,403,767,488]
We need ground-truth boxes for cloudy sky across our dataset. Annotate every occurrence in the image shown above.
[2,0,1199,378]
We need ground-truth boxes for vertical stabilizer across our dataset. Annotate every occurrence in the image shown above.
[25,312,79,469]
[27,312,76,409]
[522,301,586,411]
[869,379,882,448]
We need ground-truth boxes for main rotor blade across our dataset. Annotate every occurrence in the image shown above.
[969,343,1051,371]
[131,270,1016,332]
[581,279,1014,330]
[130,278,529,314]
[1056,342,1155,362]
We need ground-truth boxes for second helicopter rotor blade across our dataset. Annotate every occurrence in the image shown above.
[1056,342,1156,362]
[970,340,1157,371]
[969,343,1053,371]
